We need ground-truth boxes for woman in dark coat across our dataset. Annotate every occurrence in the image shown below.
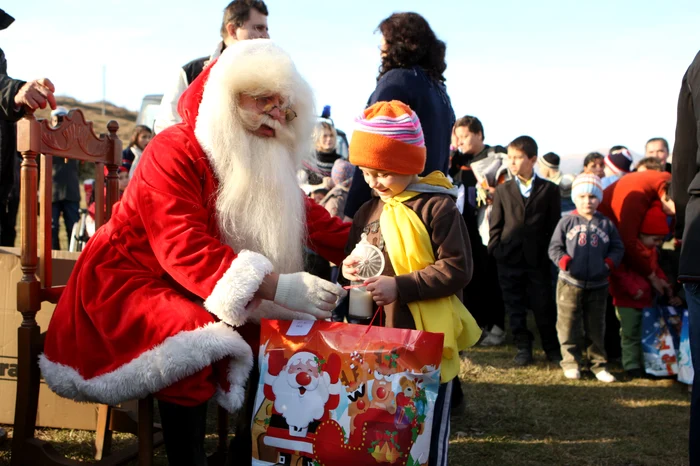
[344,12,455,218]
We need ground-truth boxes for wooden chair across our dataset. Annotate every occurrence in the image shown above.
[10,109,167,465]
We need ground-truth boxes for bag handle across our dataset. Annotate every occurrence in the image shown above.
[364,305,383,333]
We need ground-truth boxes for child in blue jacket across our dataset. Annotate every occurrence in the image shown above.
[549,174,624,382]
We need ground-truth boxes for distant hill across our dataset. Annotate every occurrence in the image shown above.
[33,96,138,145]
[31,96,138,181]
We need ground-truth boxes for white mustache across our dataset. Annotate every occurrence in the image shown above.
[259,114,282,130]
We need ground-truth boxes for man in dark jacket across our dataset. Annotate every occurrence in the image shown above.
[671,49,700,466]
[488,136,561,366]
[0,8,55,443]
[154,0,269,133]
[0,9,57,246]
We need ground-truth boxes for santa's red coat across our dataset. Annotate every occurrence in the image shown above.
[40,60,350,411]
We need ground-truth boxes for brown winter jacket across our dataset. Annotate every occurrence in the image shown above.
[345,192,473,330]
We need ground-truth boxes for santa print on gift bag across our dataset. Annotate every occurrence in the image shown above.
[251,319,444,466]
[642,306,679,376]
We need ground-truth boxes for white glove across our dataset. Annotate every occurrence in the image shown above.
[273,272,347,319]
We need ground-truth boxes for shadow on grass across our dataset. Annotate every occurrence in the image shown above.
[451,345,691,466]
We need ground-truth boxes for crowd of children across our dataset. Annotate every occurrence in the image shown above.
[303,106,685,387]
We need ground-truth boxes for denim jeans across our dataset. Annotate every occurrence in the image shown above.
[685,282,700,465]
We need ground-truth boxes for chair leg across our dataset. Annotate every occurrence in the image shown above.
[94,404,113,460]
[11,325,42,466]
[138,395,154,466]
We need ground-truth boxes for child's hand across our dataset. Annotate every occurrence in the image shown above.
[669,295,683,307]
[633,289,644,300]
[364,276,398,306]
[342,256,362,282]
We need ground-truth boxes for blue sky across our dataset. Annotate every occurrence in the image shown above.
[4,1,700,169]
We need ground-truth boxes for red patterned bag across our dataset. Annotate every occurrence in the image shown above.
[251,318,444,466]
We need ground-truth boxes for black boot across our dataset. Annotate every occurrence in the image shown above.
[513,332,534,366]
[546,349,563,364]
[157,399,209,466]
[514,347,534,366]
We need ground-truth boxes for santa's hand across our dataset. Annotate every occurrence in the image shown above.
[274,272,347,319]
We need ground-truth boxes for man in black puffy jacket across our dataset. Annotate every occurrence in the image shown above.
[0,8,56,246]
[672,49,700,466]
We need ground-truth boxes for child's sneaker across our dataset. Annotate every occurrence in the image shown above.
[595,370,616,383]
[563,368,581,380]
[480,325,505,346]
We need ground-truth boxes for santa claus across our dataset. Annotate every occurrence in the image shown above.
[262,351,341,464]
[39,40,349,465]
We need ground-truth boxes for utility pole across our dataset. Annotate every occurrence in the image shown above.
[102,65,106,116]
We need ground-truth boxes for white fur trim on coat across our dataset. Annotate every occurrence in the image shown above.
[216,351,256,412]
[204,250,273,327]
[39,322,253,411]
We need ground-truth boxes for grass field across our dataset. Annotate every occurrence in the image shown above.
[0,342,691,466]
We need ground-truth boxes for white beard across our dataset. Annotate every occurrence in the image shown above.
[272,370,330,429]
[208,107,305,274]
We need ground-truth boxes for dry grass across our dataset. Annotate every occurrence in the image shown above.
[0,342,690,465]
[451,345,690,466]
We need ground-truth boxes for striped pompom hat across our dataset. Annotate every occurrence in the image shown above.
[349,100,426,175]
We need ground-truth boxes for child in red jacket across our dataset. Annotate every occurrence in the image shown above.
[609,201,682,378]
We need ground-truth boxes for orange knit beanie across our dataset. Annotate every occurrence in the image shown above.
[349,100,426,175]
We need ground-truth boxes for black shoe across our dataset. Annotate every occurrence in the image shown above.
[513,348,534,366]
[626,368,644,379]
[546,350,563,364]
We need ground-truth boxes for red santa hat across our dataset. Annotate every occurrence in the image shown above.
[640,201,669,236]
[193,39,316,171]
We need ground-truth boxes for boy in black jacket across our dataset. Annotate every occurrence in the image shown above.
[549,174,624,382]
[488,136,561,366]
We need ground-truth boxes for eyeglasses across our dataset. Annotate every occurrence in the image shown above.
[254,96,297,122]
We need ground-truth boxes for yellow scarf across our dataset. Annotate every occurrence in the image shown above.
[379,171,482,382]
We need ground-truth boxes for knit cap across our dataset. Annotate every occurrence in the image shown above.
[604,148,633,175]
[640,201,669,236]
[571,174,603,201]
[331,158,354,186]
[559,173,576,198]
[541,152,560,169]
[349,100,426,175]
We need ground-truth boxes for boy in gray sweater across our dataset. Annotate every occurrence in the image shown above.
[549,174,624,382]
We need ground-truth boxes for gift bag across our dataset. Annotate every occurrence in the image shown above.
[642,306,679,376]
[251,319,444,466]
[678,309,694,385]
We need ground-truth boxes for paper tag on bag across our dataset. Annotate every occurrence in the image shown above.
[286,320,314,337]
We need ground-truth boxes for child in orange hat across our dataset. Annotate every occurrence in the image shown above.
[341,100,481,466]
[609,201,683,378]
